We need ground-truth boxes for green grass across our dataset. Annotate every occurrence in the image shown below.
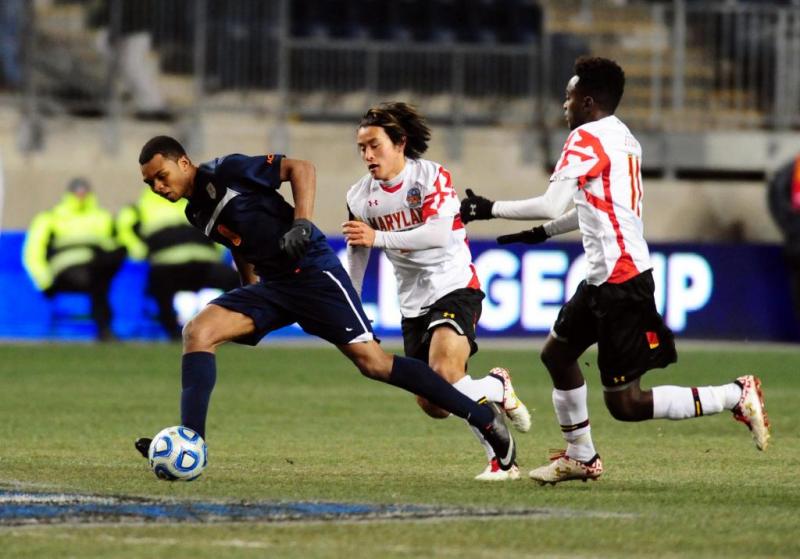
[0,342,798,558]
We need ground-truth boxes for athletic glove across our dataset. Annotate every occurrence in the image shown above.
[460,189,495,224]
[279,218,313,259]
[496,225,550,245]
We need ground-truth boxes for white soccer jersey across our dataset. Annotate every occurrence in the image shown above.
[551,115,651,285]
[346,158,479,317]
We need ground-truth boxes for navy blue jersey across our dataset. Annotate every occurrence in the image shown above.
[185,153,340,279]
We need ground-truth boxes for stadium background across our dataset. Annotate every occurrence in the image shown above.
[0,0,799,341]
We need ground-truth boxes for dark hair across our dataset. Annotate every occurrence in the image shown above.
[138,135,187,165]
[574,56,625,113]
[358,102,430,159]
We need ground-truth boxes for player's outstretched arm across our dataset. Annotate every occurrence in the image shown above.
[459,189,495,223]
[497,226,549,245]
[496,208,579,245]
[491,178,577,221]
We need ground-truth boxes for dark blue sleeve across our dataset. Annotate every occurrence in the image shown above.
[215,153,284,190]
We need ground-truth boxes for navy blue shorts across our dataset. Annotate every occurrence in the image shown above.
[211,265,374,346]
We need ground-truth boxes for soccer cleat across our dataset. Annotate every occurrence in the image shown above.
[478,401,516,471]
[474,458,521,481]
[732,375,771,451]
[488,367,532,432]
[135,437,152,459]
[528,450,603,485]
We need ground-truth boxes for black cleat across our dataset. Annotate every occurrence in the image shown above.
[135,437,152,459]
[479,402,516,471]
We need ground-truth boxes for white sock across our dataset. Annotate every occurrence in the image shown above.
[452,375,503,403]
[652,383,742,420]
[552,384,596,462]
[723,382,744,409]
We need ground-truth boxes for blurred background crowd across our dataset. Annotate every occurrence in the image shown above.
[1,0,799,341]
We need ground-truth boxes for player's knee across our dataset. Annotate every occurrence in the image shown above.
[540,342,562,371]
[416,396,450,419]
[182,317,214,349]
[605,396,648,422]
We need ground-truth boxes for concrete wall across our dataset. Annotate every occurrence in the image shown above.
[0,108,782,243]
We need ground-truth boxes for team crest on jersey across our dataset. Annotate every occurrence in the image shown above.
[206,182,217,200]
[406,187,422,208]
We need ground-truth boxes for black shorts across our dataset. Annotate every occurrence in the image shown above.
[552,270,677,388]
[401,287,484,363]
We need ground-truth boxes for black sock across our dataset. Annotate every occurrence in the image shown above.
[388,356,493,427]
[180,352,216,439]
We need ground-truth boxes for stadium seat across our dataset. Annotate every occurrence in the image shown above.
[457,0,499,44]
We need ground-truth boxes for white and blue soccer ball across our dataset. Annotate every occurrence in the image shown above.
[148,426,207,481]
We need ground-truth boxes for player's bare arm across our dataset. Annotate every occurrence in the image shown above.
[280,158,316,221]
[278,158,316,259]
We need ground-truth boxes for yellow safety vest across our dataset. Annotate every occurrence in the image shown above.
[22,192,118,290]
[117,188,221,266]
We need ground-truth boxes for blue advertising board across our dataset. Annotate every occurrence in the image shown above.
[0,231,797,341]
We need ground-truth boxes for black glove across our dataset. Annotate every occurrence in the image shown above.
[279,218,313,259]
[496,225,550,245]
[460,188,495,224]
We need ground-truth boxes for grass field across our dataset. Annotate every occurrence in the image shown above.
[0,341,798,558]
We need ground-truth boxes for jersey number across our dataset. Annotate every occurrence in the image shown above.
[627,154,642,217]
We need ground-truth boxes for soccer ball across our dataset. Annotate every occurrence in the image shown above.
[148,426,207,481]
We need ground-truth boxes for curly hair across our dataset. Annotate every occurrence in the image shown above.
[358,102,431,159]
[139,135,187,165]
[574,56,625,113]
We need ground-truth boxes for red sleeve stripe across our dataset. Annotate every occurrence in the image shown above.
[574,129,610,183]
[422,166,453,221]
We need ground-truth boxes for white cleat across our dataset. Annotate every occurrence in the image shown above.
[733,375,771,451]
[489,367,532,433]
[528,450,603,485]
[474,458,521,481]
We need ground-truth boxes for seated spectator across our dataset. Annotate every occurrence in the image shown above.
[23,178,126,341]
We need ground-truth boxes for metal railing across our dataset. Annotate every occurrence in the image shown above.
[6,0,800,159]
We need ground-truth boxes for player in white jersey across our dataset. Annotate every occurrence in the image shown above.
[461,57,770,484]
[343,102,531,480]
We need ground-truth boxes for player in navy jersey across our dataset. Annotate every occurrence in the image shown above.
[133,135,516,472]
